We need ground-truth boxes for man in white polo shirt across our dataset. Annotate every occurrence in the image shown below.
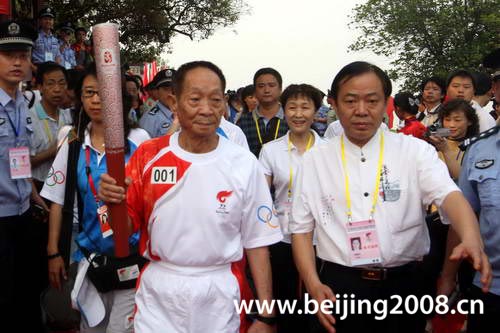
[290,61,491,333]
[99,61,281,333]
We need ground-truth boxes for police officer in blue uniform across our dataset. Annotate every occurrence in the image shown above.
[0,21,46,331]
[458,125,500,332]
[139,69,176,138]
[32,7,62,66]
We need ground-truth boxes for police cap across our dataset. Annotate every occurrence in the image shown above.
[39,7,55,19]
[154,69,176,88]
[0,21,37,51]
[58,22,75,34]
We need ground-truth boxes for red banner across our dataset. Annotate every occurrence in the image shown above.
[0,0,10,15]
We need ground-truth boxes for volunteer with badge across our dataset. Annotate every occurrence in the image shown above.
[259,83,326,332]
[41,64,150,332]
[98,61,282,333]
[139,69,176,138]
[0,20,47,331]
[32,7,62,66]
[290,61,491,333]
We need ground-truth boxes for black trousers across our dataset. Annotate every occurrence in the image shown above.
[0,211,45,332]
[311,260,427,333]
[270,241,310,333]
[467,285,500,333]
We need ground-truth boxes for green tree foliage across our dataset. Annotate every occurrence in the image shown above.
[50,0,247,63]
[349,0,500,91]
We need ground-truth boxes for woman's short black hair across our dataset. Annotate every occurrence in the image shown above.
[240,84,255,113]
[280,84,323,111]
[438,99,479,139]
[393,92,419,115]
[330,61,392,100]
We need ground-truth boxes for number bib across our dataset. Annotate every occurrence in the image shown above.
[151,167,177,184]
[346,219,382,266]
[9,146,31,179]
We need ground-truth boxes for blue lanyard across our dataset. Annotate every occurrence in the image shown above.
[5,107,20,137]
[216,127,228,138]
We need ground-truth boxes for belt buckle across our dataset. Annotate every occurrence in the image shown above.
[361,268,387,281]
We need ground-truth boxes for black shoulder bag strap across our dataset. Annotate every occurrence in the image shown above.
[60,129,81,267]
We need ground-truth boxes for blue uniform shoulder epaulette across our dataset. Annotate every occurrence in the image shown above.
[459,126,499,151]
[148,105,159,115]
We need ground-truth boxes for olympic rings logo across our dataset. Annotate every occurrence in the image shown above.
[257,205,279,229]
[45,167,66,186]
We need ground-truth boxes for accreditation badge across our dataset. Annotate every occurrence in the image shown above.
[346,219,382,266]
[97,204,113,238]
[44,52,54,62]
[9,146,31,179]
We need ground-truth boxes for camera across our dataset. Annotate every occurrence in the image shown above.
[425,121,451,138]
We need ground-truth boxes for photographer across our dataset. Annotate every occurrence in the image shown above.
[428,99,479,180]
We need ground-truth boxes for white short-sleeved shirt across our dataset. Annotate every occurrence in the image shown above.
[29,103,73,182]
[259,130,326,243]
[290,129,459,267]
[219,117,250,150]
[324,120,389,139]
[126,131,283,266]
[41,126,150,206]
[471,100,496,133]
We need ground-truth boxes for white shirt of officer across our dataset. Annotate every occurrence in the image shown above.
[290,128,459,267]
[259,130,325,243]
[29,102,72,181]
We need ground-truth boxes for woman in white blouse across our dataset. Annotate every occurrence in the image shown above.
[259,83,326,333]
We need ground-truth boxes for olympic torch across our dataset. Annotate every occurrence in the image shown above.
[92,23,129,257]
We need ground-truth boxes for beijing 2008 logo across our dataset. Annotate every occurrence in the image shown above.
[257,205,279,228]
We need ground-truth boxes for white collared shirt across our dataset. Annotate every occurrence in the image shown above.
[324,120,388,140]
[290,129,459,267]
[420,104,441,127]
[259,130,326,243]
[219,117,250,150]
[471,100,496,132]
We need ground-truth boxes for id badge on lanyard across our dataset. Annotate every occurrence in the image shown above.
[6,108,31,179]
[340,132,385,267]
[45,52,54,62]
[346,219,382,266]
[97,203,113,238]
[85,147,113,238]
[9,146,31,179]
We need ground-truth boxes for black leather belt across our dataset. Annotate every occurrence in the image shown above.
[321,260,420,281]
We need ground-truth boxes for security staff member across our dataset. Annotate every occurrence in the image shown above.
[455,126,499,332]
[32,7,62,66]
[290,61,491,333]
[139,69,176,138]
[0,21,47,331]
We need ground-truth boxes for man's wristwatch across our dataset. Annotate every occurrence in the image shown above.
[255,314,277,326]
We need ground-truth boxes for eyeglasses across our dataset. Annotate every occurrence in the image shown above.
[82,90,99,98]
[0,52,31,61]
